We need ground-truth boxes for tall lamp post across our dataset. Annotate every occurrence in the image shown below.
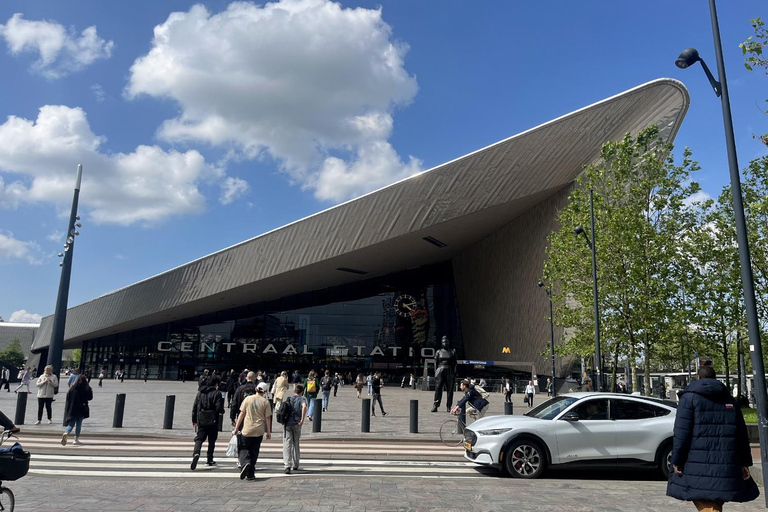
[48,164,83,391]
[676,0,768,502]
[538,280,557,397]
[574,189,602,392]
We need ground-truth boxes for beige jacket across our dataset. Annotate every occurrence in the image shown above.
[36,374,58,398]
[271,376,290,401]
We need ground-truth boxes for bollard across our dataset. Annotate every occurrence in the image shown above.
[218,412,224,432]
[409,399,418,433]
[312,398,322,433]
[163,395,175,429]
[361,398,371,432]
[14,392,27,425]
[504,402,513,415]
[113,393,126,428]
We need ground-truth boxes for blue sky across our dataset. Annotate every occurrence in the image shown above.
[0,1,765,323]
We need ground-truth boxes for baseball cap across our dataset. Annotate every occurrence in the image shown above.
[256,382,269,393]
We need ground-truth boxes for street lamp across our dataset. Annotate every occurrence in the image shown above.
[48,164,83,391]
[676,0,768,502]
[538,280,557,397]
[574,189,602,392]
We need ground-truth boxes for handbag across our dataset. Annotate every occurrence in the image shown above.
[226,434,238,457]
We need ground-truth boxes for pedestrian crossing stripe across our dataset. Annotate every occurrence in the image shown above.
[33,454,476,466]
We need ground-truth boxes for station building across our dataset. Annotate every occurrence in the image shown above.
[30,79,689,381]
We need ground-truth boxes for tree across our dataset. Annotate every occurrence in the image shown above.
[740,17,768,147]
[0,339,25,368]
[544,125,702,395]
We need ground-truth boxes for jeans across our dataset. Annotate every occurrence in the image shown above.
[367,383,372,395]
[526,393,534,408]
[37,397,53,421]
[282,425,301,469]
[194,425,219,462]
[65,417,83,437]
[307,397,316,417]
[371,393,385,415]
[238,435,263,477]
[505,390,512,402]
[0,410,15,430]
[321,390,330,410]
[13,382,30,393]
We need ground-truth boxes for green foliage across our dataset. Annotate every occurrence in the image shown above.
[0,339,25,368]
[740,17,768,147]
[72,349,82,365]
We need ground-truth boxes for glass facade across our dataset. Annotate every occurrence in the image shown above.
[81,262,463,380]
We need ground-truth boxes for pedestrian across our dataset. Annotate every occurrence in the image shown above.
[667,365,759,510]
[355,373,365,398]
[332,373,340,397]
[367,373,373,395]
[61,374,93,446]
[120,370,125,383]
[525,380,535,408]
[143,368,148,382]
[409,373,415,390]
[226,370,238,407]
[303,370,319,420]
[67,368,79,388]
[35,365,58,425]
[371,372,387,417]
[233,381,272,481]
[230,371,258,427]
[199,368,210,386]
[98,369,104,388]
[320,370,333,412]
[291,370,301,392]
[271,371,290,409]
[0,367,9,392]
[504,378,512,403]
[191,375,225,470]
[546,377,553,397]
[282,383,307,474]
[0,409,20,433]
[13,367,31,394]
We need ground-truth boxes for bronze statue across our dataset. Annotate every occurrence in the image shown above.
[431,335,457,412]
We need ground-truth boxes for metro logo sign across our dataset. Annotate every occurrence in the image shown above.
[502,347,511,354]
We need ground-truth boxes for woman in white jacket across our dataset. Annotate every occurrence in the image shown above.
[35,365,58,425]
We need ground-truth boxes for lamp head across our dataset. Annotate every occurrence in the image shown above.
[675,48,700,69]
[574,226,584,236]
[537,281,544,288]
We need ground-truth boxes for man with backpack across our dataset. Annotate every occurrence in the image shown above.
[277,383,307,474]
[191,375,225,470]
[230,371,258,426]
[451,379,490,420]
[320,370,333,412]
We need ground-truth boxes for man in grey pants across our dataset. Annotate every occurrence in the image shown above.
[282,383,307,474]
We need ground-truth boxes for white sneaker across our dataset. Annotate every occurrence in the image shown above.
[47,419,53,424]
[34,420,41,425]
[73,438,83,445]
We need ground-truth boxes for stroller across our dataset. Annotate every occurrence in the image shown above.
[0,429,30,511]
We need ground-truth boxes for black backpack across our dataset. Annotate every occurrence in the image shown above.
[197,390,219,427]
[276,397,292,425]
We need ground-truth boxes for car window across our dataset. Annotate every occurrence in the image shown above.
[612,399,670,420]
[571,398,609,420]
[525,396,578,420]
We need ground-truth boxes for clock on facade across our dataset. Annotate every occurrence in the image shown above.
[394,294,418,317]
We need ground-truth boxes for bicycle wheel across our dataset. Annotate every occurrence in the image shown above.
[0,486,15,512]
[439,418,465,447]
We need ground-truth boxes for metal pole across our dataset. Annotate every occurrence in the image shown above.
[548,290,557,397]
[113,393,126,428]
[361,398,371,432]
[589,189,602,392]
[409,399,418,433]
[47,164,83,393]
[504,402,513,415]
[14,392,27,425]
[708,0,768,501]
[312,398,322,432]
[163,395,175,429]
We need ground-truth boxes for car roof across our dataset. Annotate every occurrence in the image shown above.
[561,392,678,409]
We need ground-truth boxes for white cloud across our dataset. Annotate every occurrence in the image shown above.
[683,190,713,207]
[219,176,249,205]
[46,230,64,243]
[0,231,42,264]
[0,105,226,225]
[0,14,114,79]
[125,0,421,201]
[8,309,42,323]
[90,83,105,102]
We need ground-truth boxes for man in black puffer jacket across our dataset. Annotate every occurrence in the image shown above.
[667,365,759,510]
[191,376,225,470]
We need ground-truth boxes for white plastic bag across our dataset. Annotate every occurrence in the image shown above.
[226,434,238,457]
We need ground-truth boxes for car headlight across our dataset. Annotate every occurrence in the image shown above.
[477,428,513,436]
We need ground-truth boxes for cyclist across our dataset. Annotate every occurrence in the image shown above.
[450,379,490,420]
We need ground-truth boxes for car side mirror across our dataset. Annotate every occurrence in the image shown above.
[562,412,579,422]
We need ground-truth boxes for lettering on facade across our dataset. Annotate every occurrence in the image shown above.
[502,347,511,354]
[156,341,436,358]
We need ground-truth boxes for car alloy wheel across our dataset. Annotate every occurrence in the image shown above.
[505,440,545,479]
[660,444,673,479]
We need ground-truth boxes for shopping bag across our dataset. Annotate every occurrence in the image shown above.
[226,435,238,457]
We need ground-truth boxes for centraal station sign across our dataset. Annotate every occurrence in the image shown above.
[156,341,438,359]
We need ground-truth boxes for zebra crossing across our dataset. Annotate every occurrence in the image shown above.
[15,434,493,480]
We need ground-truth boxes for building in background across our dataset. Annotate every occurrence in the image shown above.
[30,79,689,381]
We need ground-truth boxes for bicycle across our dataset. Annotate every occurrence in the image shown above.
[438,408,479,447]
[0,429,30,512]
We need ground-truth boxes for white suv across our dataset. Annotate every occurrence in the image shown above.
[463,393,676,478]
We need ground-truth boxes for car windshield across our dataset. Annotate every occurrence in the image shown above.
[524,396,579,420]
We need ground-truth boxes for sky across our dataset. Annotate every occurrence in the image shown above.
[0,1,765,324]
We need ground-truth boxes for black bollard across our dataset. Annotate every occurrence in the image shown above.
[113,393,126,428]
[504,402,513,415]
[163,395,175,429]
[14,392,27,425]
[361,398,371,432]
[312,398,322,433]
[409,399,418,433]
[217,412,224,432]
